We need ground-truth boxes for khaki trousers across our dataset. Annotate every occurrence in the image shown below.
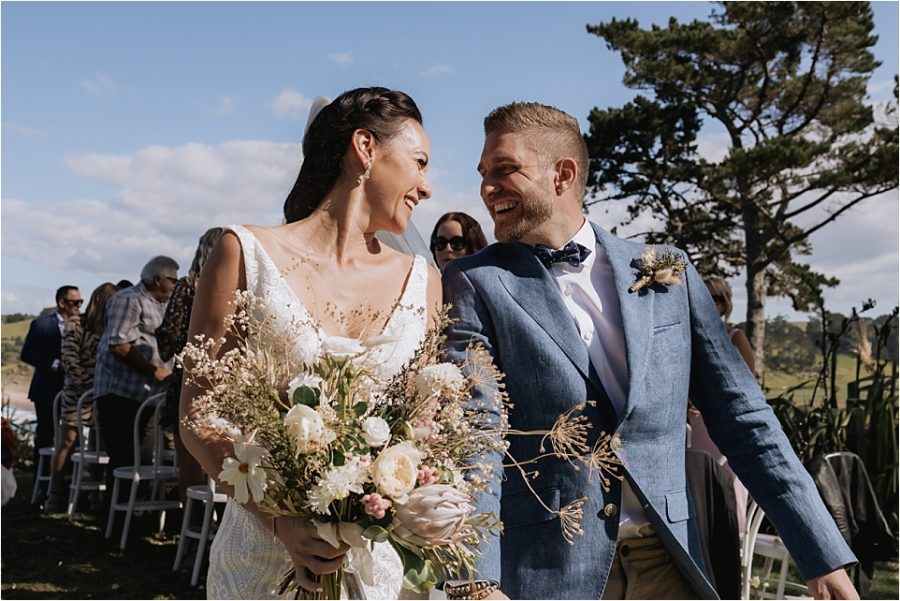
[601,535,697,600]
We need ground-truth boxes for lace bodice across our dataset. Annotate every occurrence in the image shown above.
[206,224,428,600]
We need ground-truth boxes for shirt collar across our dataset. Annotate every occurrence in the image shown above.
[570,218,597,252]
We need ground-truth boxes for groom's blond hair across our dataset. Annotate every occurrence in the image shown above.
[484,102,589,198]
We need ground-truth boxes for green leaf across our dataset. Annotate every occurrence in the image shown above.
[332,449,346,467]
[391,541,436,593]
[361,525,390,543]
[353,402,368,417]
[292,386,320,408]
[437,467,455,485]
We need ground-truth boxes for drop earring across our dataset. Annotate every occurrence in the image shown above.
[364,161,371,181]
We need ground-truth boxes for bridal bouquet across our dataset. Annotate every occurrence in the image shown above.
[178,291,506,599]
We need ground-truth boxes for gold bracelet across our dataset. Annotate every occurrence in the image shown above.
[444,580,500,600]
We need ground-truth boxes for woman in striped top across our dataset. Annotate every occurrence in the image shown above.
[45,282,118,513]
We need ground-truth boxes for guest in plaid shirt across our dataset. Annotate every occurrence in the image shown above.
[94,255,178,511]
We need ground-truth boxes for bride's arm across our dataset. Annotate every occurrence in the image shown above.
[179,231,348,591]
[426,265,443,326]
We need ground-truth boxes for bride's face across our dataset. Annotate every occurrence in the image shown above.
[366,119,432,233]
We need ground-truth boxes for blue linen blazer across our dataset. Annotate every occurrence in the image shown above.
[442,222,855,600]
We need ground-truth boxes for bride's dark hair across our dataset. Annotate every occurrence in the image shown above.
[283,87,423,224]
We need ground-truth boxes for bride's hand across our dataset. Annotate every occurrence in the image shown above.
[273,516,350,592]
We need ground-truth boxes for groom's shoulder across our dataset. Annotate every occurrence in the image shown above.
[451,242,518,273]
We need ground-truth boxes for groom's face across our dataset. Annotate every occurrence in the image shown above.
[478,131,555,243]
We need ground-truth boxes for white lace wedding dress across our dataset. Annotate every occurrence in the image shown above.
[206,225,428,600]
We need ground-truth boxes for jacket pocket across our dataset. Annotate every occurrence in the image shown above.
[501,487,560,530]
[665,489,692,523]
[653,322,682,335]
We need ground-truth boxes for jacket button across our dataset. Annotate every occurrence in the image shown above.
[603,503,618,518]
[610,434,622,451]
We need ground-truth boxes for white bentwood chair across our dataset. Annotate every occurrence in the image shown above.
[105,392,180,549]
[740,499,811,599]
[31,391,63,504]
[67,390,109,520]
[173,475,228,586]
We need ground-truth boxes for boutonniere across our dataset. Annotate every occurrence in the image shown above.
[628,247,687,293]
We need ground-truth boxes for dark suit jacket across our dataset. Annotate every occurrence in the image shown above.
[20,313,65,406]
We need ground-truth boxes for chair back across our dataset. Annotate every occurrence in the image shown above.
[130,392,171,476]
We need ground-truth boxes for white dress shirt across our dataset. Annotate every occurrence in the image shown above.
[543,219,651,538]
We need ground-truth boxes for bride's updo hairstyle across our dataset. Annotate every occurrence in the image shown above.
[283,87,423,224]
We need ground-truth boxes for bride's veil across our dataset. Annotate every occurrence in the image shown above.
[375,227,436,268]
[304,95,438,269]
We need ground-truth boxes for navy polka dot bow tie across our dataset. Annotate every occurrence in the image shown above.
[531,241,592,269]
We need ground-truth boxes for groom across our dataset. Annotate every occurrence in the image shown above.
[442,102,858,600]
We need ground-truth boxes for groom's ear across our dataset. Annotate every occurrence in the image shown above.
[350,128,376,168]
[553,157,578,196]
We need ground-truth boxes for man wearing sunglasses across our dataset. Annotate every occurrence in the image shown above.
[20,285,83,487]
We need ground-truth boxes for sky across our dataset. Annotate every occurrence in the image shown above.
[2,1,898,324]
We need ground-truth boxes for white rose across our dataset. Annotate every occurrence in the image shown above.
[284,404,327,453]
[414,363,465,398]
[371,442,422,500]
[321,336,364,360]
[362,416,391,448]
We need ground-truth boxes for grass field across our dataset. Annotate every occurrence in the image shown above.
[763,353,871,407]
[1,471,896,599]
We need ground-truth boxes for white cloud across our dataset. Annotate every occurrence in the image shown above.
[81,74,116,96]
[419,64,452,77]
[271,88,313,120]
[2,122,51,138]
[328,52,353,68]
[1,140,301,296]
[695,131,731,163]
[211,95,236,118]
[867,78,895,99]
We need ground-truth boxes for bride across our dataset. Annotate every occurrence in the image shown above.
[180,87,441,599]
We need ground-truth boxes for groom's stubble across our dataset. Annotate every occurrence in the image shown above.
[493,183,555,243]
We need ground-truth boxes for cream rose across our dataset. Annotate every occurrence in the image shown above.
[392,484,474,547]
[284,404,328,453]
[362,416,391,448]
[371,442,422,500]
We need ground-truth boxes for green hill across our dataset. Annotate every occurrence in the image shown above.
[1,319,34,394]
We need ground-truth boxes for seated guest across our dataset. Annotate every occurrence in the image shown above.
[45,282,119,513]
[94,256,178,511]
[429,211,488,271]
[156,227,223,504]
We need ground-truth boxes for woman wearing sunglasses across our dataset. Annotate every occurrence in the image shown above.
[429,211,488,271]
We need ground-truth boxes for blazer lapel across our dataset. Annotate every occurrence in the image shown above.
[496,244,596,385]
[594,224,654,423]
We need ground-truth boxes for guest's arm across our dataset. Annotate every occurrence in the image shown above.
[20,317,56,370]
